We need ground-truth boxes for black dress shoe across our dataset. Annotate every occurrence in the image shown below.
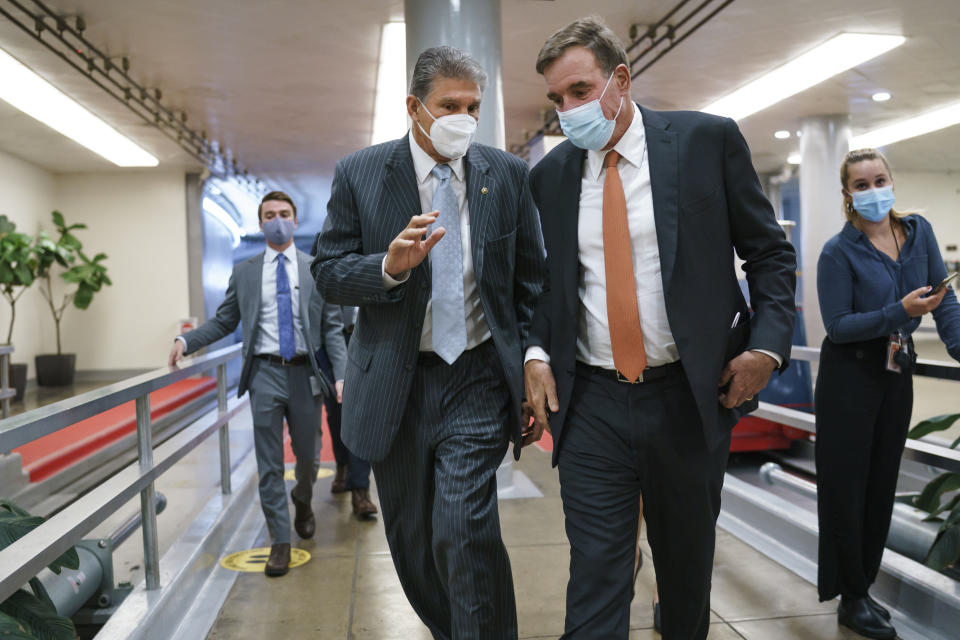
[838,596,896,639]
[331,464,348,493]
[653,602,661,634]
[867,594,891,621]
[264,543,290,577]
[291,492,315,539]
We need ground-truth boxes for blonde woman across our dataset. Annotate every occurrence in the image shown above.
[815,148,960,639]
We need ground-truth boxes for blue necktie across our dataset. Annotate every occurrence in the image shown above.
[276,253,296,361]
[430,164,467,364]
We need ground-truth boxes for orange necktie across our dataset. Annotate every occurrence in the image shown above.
[602,150,647,381]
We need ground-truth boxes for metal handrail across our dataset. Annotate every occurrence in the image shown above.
[0,344,240,452]
[753,344,960,473]
[0,344,244,602]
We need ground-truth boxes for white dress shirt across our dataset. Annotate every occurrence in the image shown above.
[526,105,781,369]
[382,131,490,352]
[254,244,308,356]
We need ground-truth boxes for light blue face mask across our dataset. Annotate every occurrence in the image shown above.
[851,185,896,223]
[555,72,623,150]
[262,216,295,245]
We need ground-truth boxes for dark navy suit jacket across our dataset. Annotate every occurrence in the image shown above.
[313,135,546,462]
[528,105,797,464]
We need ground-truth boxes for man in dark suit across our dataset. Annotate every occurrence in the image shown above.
[523,18,797,640]
[313,46,545,640]
[169,191,347,577]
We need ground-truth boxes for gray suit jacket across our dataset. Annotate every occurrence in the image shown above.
[182,249,347,398]
[312,136,546,462]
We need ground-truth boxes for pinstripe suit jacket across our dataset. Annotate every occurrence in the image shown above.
[312,135,546,462]
[182,249,346,398]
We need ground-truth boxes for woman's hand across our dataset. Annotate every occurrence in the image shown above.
[902,286,947,317]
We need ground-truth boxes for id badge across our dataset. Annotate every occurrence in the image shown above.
[885,333,903,373]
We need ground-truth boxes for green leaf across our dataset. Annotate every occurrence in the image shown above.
[925,524,960,570]
[73,284,93,310]
[50,211,64,229]
[0,500,32,518]
[909,413,960,440]
[0,610,35,638]
[915,472,960,513]
[0,514,44,553]
[0,590,75,640]
[27,579,53,612]
[924,492,960,521]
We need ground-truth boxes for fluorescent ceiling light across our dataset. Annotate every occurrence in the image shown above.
[703,33,905,121]
[850,101,960,149]
[0,47,158,167]
[203,197,245,248]
[872,91,892,102]
[774,130,791,139]
[787,153,802,165]
[371,22,408,145]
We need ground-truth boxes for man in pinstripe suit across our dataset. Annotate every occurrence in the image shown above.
[313,46,545,640]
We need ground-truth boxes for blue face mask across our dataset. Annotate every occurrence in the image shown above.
[556,73,623,150]
[262,216,295,245]
[851,185,896,223]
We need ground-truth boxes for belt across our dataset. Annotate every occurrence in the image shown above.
[418,341,493,366]
[256,353,309,366]
[577,360,683,384]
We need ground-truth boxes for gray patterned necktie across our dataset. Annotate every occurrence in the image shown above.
[430,163,467,364]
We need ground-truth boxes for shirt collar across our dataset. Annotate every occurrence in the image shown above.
[841,216,916,244]
[586,103,645,182]
[408,130,464,184]
[264,243,298,264]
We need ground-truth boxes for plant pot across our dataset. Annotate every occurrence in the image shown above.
[35,354,76,387]
[7,362,27,401]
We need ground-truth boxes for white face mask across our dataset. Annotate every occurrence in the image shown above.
[416,99,478,159]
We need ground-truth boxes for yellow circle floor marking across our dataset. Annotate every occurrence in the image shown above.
[283,467,335,481]
[220,548,311,572]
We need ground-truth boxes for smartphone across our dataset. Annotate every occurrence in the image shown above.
[931,272,959,295]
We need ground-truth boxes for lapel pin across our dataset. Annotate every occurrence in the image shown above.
[481,186,489,195]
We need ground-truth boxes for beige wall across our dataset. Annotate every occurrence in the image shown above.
[54,172,191,371]
[895,171,960,264]
[0,150,55,372]
[0,152,191,375]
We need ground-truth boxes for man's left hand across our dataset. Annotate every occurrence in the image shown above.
[718,351,778,409]
[336,379,344,404]
[520,401,543,447]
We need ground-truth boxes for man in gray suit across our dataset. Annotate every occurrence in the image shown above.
[169,191,347,577]
[313,47,545,639]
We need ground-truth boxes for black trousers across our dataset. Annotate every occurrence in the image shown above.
[319,331,371,489]
[559,363,729,640]
[372,342,517,640]
[815,337,913,601]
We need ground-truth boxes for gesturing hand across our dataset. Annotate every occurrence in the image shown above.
[384,211,445,278]
[902,286,947,318]
[718,350,777,409]
[523,359,559,447]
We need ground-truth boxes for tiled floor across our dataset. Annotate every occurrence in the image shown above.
[207,446,866,640]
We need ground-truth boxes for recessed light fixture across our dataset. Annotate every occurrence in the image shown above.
[787,153,802,165]
[850,101,960,149]
[872,91,892,102]
[0,46,158,167]
[371,22,408,145]
[703,33,905,121]
[775,130,791,139]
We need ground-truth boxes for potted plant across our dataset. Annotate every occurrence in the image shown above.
[0,499,79,639]
[33,211,111,387]
[909,413,960,569]
[0,215,36,401]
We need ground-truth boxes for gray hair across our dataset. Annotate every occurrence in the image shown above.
[536,16,628,76]
[409,46,488,101]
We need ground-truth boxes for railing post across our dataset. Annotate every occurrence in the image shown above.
[217,363,231,495]
[136,394,161,590]
[1,351,10,419]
